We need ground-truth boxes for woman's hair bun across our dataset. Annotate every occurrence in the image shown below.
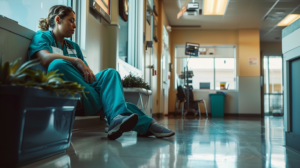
[38,18,49,31]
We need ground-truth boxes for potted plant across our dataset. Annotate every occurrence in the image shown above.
[0,55,86,168]
[122,73,152,115]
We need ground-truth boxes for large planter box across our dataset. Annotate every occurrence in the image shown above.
[0,85,80,168]
[123,87,152,116]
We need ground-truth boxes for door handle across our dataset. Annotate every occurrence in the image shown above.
[147,65,154,69]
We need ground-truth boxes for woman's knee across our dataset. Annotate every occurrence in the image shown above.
[48,59,72,72]
[105,68,121,76]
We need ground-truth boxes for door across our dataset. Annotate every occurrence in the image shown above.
[162,26,170,115]
[144,0,153,117]
[263,55,283,115]
[162,47,170,115]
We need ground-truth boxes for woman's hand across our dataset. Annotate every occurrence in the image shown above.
[74,58,96,83]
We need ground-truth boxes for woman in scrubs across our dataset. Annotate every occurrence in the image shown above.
[29,5,174,140]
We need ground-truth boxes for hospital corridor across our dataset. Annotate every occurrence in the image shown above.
[1,0,300,167]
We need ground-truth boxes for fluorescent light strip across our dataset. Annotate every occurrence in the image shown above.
[204,0,229,15]
[278,14,300,26]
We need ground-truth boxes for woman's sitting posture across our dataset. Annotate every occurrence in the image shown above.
[29,5,175,140]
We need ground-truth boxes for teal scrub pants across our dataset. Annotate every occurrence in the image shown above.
[48,59,152,134]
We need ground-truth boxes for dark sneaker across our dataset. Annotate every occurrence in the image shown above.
[107,114,138,140]
[148,119,175,138]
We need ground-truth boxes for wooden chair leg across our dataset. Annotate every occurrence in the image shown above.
[203,100,208,117]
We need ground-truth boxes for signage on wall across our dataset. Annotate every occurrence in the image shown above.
[248,57,258,66]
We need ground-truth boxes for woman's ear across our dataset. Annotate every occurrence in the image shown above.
[55,15,61,25]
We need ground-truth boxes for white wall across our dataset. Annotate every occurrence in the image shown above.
[84,0,118,73]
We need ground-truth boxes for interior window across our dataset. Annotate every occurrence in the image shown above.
[175,46,236,90]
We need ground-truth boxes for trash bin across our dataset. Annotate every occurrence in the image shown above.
[209,92,226,117]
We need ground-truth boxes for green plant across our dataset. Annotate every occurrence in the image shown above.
[0,54,87,98]
[122,73,150,90]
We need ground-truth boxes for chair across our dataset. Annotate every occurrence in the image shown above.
[175,86,186,115]
[176,85,208,117]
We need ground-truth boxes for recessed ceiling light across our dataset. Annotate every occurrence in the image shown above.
[203,0,229,15]
[275,11,285,15]
[277,14,300,26]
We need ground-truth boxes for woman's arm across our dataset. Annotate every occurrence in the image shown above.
[35,50,96,83]
[35,50,80,67]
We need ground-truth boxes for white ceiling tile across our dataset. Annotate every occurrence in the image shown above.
[162,0,300,41]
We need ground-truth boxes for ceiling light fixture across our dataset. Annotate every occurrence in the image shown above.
[277,14,300,26]
[203,0,229,15]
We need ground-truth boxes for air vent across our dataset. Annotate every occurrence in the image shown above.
[264,15,285,21]
[186,2,199,16]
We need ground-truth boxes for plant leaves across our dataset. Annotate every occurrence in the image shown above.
[16,58,40,74]
[10,58,21,74]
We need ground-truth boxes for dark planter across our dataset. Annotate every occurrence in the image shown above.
[0,85,80,168]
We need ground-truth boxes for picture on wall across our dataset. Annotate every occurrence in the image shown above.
[119,0,129,21]
[91,0,111,23]
[153,17,158,42]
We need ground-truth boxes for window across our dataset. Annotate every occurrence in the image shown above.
[118,0,143,70]
[175,46,236,90]
[72,0,86,51]
[0,0,71,32]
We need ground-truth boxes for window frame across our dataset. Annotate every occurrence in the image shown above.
[126,0,143,71]
[174,45,237,91]
[72,0,87,57]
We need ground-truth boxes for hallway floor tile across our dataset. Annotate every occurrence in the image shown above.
[21,116,300,168]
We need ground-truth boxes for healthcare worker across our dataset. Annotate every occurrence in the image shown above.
[29,5,175,140]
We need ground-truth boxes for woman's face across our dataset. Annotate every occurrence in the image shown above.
[56,12,76,37]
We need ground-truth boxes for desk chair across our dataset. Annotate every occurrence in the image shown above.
[176,86,208,117]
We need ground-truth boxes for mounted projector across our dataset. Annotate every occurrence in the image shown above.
[186,2,199,16]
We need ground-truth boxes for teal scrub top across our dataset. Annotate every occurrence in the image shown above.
[29,30,87,65]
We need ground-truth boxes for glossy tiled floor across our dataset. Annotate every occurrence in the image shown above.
[22,116,300,168]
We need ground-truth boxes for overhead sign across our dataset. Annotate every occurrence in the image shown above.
[177,6,187,19]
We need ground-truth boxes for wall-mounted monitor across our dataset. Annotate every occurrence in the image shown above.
[185,42,199,56]
[91,0,111,23]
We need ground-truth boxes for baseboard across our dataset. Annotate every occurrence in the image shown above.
[152,113,164,118]
[225,113,262,118]
[168,112,261,118]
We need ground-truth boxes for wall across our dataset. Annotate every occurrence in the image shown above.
[169,29,261,115]
[156,0,170,114]
[84,0,118,73]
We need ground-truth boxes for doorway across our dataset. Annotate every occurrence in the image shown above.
[263,55,283,115]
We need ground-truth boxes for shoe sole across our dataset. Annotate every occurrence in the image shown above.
[137,131,154,137]
[152,132,175,138]
[107,114,138,140]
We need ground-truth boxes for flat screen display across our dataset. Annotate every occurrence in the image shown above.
[185,42,199,56]
[95,0,110,15]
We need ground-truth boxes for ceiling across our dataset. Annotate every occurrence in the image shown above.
[162,0,300,42]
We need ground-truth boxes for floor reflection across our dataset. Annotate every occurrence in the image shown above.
[21,116,300,168]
